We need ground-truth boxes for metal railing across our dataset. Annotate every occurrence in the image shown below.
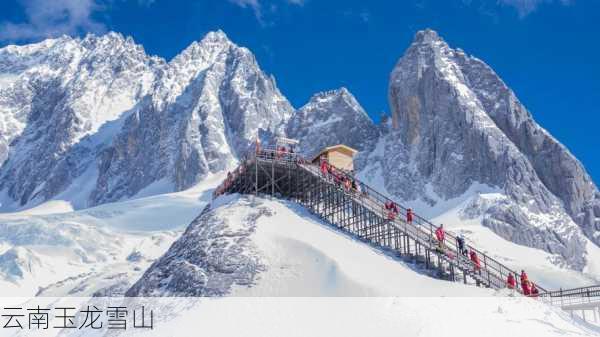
[296,158,527,291]
[540,286,600,308]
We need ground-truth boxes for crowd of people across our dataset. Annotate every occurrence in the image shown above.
[255,138,300,162]
[213,165,247,198]
[319,160,363,195]
[507,270,540,297]
[321,156,542,298]
[432,222,539,297]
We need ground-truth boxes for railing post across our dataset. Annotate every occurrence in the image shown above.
[254,154,258,196]
[483,255,491,287]
[271,154,275,196]
[560,288,564,308]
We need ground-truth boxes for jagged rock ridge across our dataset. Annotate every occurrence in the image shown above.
[286,87,379,158]
[0,31,293,209]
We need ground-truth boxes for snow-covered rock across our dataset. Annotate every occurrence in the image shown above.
[0,32,159,209]
[92,31,293,205]
[359,29,596,269]
[286,87,379,157]
[0,30,292,210]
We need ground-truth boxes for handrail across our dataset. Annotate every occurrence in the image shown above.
[541,285,600,297]
[214,147,545,293]
[539,285,600,308]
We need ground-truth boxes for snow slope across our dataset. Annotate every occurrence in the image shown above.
[0,172,224,297]
[129,195,496,296]
[0,184,598,336]
[128,194,595,297]
[228,197,491,296]
[140,296,598,337]
[0,295,597,337]
[120,194,599,336]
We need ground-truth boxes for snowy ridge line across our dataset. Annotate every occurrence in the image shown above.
[213,148,549,295]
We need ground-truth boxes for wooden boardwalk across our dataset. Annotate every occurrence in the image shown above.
[214,149,530,290]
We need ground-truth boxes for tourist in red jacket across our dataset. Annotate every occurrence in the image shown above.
[470,250,481,274]
[530,283,539,298]
[435,224,445,250]
[507,273,516,289]
[520,270,531,295]
[320,160,328,176]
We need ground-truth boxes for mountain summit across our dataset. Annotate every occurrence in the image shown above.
[358,29,599,269]
[286,87,378,157]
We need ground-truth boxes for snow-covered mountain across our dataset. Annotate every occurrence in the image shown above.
[358,29,599,270]
[0,33,159,210]
[286,87,379,157]
[1,28,600,298]
[0,30,292,210]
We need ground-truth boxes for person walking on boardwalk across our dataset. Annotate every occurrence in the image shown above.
[469,250,481,274]
[391,202,399,217]
[530,283,539,298]
[435,224,445,251]
[456,233,467,257]
[320,160,329,177]
[507,273,516,289]
[520,270,531,296]
[344,177,352,192]
[385,201,395,220]
[406,208,414,225]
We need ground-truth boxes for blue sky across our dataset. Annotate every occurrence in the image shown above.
[1,0,599,183]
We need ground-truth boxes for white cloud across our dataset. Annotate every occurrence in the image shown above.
[229,0,263,22]
[228,0,305,24]
[0,0,106,42]
[497,0,570,17]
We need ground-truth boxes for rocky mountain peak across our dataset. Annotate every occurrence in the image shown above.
[286,87,377,157]
[82,31,125,45]
[369,28,598,269]
[174,30,234,63]
[412,28,444,45]
[202,29,231,44]
[307,87,360,110]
